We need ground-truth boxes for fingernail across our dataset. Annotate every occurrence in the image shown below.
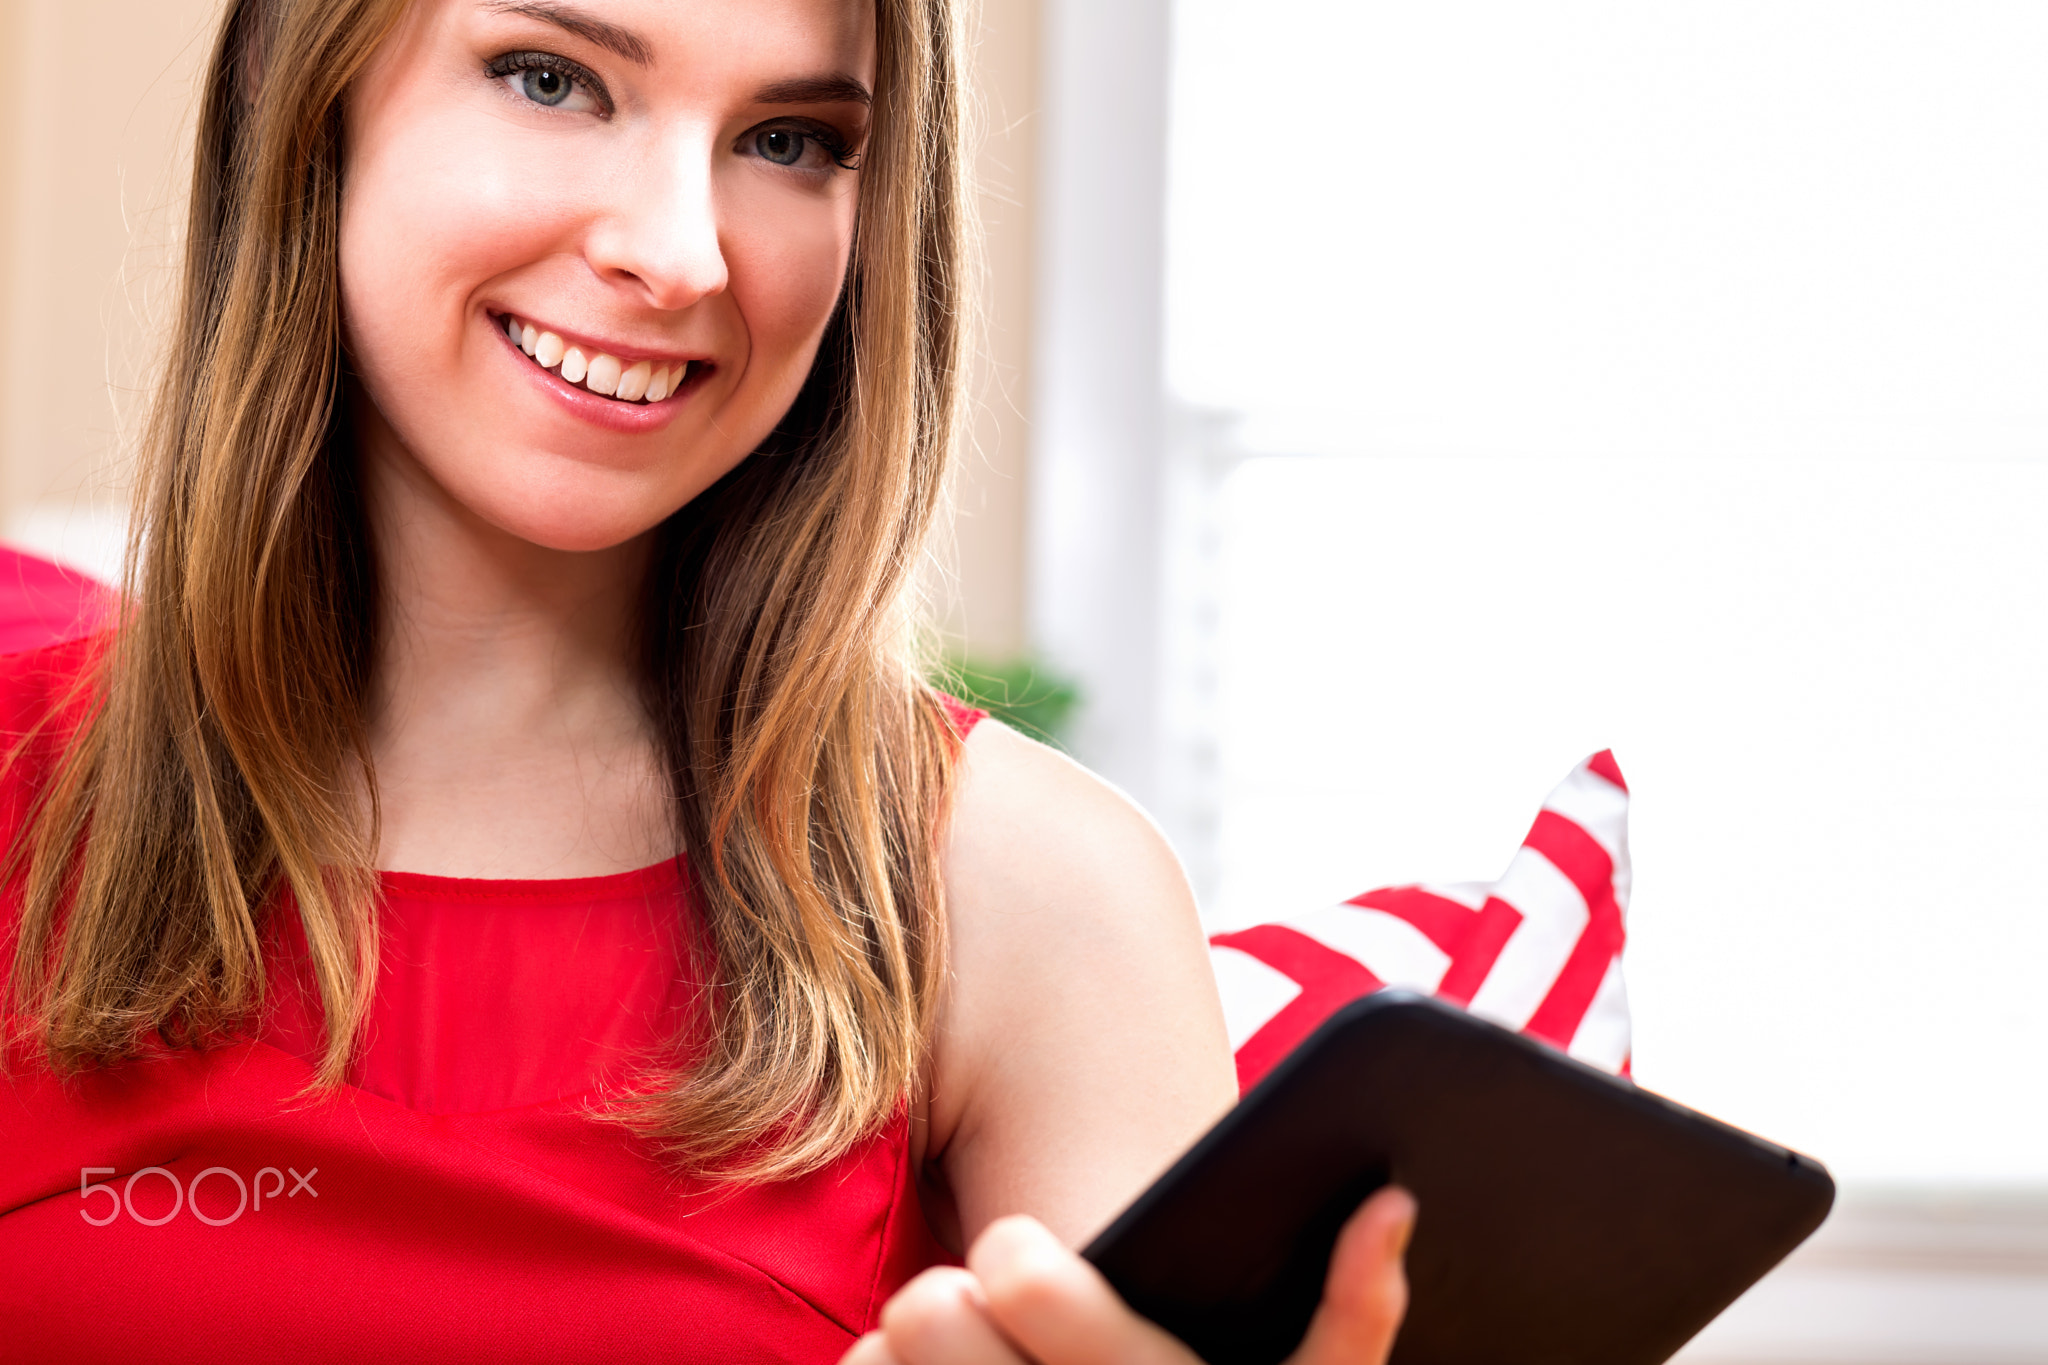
[1387,1188,1418,1258]
[970,1213,1061,1282]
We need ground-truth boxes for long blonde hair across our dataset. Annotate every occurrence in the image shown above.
[6,0,968,1180]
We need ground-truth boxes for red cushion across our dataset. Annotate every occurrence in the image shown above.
[0,545,113,656]
[1210,752,1633,1092]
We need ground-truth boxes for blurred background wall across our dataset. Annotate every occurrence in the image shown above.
[944,0,1040,661]
[0,0,221,581]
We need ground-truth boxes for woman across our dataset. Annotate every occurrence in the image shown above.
[0,0,1413,1359]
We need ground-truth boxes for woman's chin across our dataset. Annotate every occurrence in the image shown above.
[410,442,744,557]
[420,471,677,557]
[478,497,676,556]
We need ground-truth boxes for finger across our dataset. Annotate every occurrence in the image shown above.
[876,1266,1030,1365]
[841,1330,902,1365]
[1288,1185,1416,1365]
[966,1215,1194,1365]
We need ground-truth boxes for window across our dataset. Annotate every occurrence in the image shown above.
[1168,0,2048,1193]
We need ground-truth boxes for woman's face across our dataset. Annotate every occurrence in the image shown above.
[341,0,874,553]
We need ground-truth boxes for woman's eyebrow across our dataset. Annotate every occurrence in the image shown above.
[482,1,654,66]
[752,75,873,108]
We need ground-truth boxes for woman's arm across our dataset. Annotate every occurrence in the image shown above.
[868,719,1413,1365]
[915,718,1237,1249]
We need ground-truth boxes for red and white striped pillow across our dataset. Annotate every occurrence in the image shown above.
[1209,752,1633,1092]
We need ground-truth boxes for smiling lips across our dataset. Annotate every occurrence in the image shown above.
[499,314,695,404]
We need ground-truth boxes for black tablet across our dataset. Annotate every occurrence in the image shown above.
[1083,992,1834,1365]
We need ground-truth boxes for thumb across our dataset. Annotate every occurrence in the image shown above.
[1287,1185,1415,1364]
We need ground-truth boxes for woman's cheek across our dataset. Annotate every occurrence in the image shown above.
[340,126,587,457]
[345,127,565,319]
[723,178,859,392]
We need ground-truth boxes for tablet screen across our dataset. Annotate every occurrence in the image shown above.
[1085,993,1834,1365]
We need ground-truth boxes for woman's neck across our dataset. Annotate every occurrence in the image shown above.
[356,407,674,880]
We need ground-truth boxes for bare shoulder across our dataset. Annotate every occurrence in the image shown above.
[923,718,1236,1249]
[945,718,1189,917]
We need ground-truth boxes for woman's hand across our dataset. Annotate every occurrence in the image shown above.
[845,1186,1416,1365]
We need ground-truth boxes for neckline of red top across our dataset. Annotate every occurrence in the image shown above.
[373,854,687,900]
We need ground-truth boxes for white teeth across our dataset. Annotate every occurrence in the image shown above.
[501,315,679,404]
[615,359,652,402]
[651,362,691,402]
[584,352,622,397]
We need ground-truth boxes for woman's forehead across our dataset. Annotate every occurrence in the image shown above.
[467,0,877,72]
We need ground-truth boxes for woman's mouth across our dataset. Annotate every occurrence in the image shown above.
[495,313,700,405]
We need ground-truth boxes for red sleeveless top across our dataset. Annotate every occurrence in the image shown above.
[0,636,980,1363]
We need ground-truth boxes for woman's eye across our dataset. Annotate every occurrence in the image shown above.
[519,67,574,107]
[488,53,606,115]
[745,124,855,173]
[755,128,814,167]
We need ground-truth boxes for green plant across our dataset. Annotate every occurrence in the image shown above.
[930,655,1081,749]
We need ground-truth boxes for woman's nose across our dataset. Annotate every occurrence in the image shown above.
[583,134,730,312]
